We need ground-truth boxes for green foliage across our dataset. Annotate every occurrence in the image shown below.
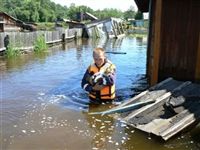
[135,11,144,20]
[123,6,136,20]
[79,5,94,14]
[36,22,55,30]
[34,35,48,52]
[1,0,138,22]
[1,0,63,22]
[93,8,123,19]
[124,10,136,20]
[67,3,79,20]
[5,44,21,58]
[0,0,6,12]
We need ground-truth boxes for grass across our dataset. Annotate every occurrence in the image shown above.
[34,35,48,53]
[5,44,21,58]
[36,22,55,31]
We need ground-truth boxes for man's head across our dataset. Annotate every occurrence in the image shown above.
[93,47,105,67]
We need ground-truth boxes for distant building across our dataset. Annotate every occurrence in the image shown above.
[84,17,125,39]
[76,12,98,22]
[128,19,143,27]
[0,12,36,32]
[128,18,149,27]
[63,19,85,29]
[0,12,22,32]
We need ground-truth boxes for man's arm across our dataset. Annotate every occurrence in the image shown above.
[81,68,93,92]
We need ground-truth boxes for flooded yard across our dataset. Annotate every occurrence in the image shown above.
[0,37,199,150]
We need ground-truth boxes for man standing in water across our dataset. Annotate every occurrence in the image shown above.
[81,47,116,103]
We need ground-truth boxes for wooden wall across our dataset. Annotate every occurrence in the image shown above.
[159,0,200,81]
[0,13,22,32]
[147,0,200,85]
[0,28,82,50]
[147,0,162,85]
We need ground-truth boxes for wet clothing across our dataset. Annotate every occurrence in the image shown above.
[81,59,116,103]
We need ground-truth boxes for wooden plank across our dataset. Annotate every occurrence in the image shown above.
[124,91,171,121]
[150,0,162,86]
[195,34,200,82]
[124,81,191,121]
[116,34,125,39]
[149,77,173,90]
[90,99,155,115]
[111,21,117,38]
[136,118,171,135]
[46,39,62,44]
[18,46,34,51]
[146,0,153,79]
[136,101,200,138]
[116,78,173,108]
[113,79,200,141]
[111,78,176,120]
[160,109,200,140]
[85,18,111,28]
[0,47,6,52]
[112,78,180,119]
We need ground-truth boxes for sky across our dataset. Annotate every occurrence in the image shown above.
[51,0,138,12]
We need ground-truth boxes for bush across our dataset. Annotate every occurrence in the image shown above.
[34,35,48,52]
[5,44,21,58]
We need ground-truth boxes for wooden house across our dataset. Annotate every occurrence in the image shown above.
[128,19,144,27]
[76,12,98,22]
[134,0,200,85]
[84,17,125,39]
[0,12,36,32]
[0,12,22,32]
[64,17,125,39]
[64,19,85,29]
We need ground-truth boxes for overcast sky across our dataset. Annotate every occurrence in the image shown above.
[51,0,138,12]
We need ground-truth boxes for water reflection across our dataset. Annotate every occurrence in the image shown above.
[86,104,115,149]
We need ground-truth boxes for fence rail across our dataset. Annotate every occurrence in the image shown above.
[0,28,82,51]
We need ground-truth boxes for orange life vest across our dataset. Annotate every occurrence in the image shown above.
[88,61,116,101]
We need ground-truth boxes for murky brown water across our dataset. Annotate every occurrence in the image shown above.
[1,37,199,150]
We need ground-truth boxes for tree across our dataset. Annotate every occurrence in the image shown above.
[38,8,49,22]
[15,8,30,21]
[1,0,140,23]
[78,5,94,14]
[93,8,123,20]
[67,3,79,20]
[0,0,7,12]
[123,10,136,20]
[55,4,68,20]
[135,11,143,20]
[26,1,40,22]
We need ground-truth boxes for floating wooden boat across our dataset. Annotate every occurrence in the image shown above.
[109,78,200,141]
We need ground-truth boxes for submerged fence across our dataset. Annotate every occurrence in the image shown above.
[0,28,82,51]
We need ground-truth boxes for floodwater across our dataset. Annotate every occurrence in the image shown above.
[0,37,199,150]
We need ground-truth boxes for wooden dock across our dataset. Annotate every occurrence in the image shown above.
[110,78,200,140]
